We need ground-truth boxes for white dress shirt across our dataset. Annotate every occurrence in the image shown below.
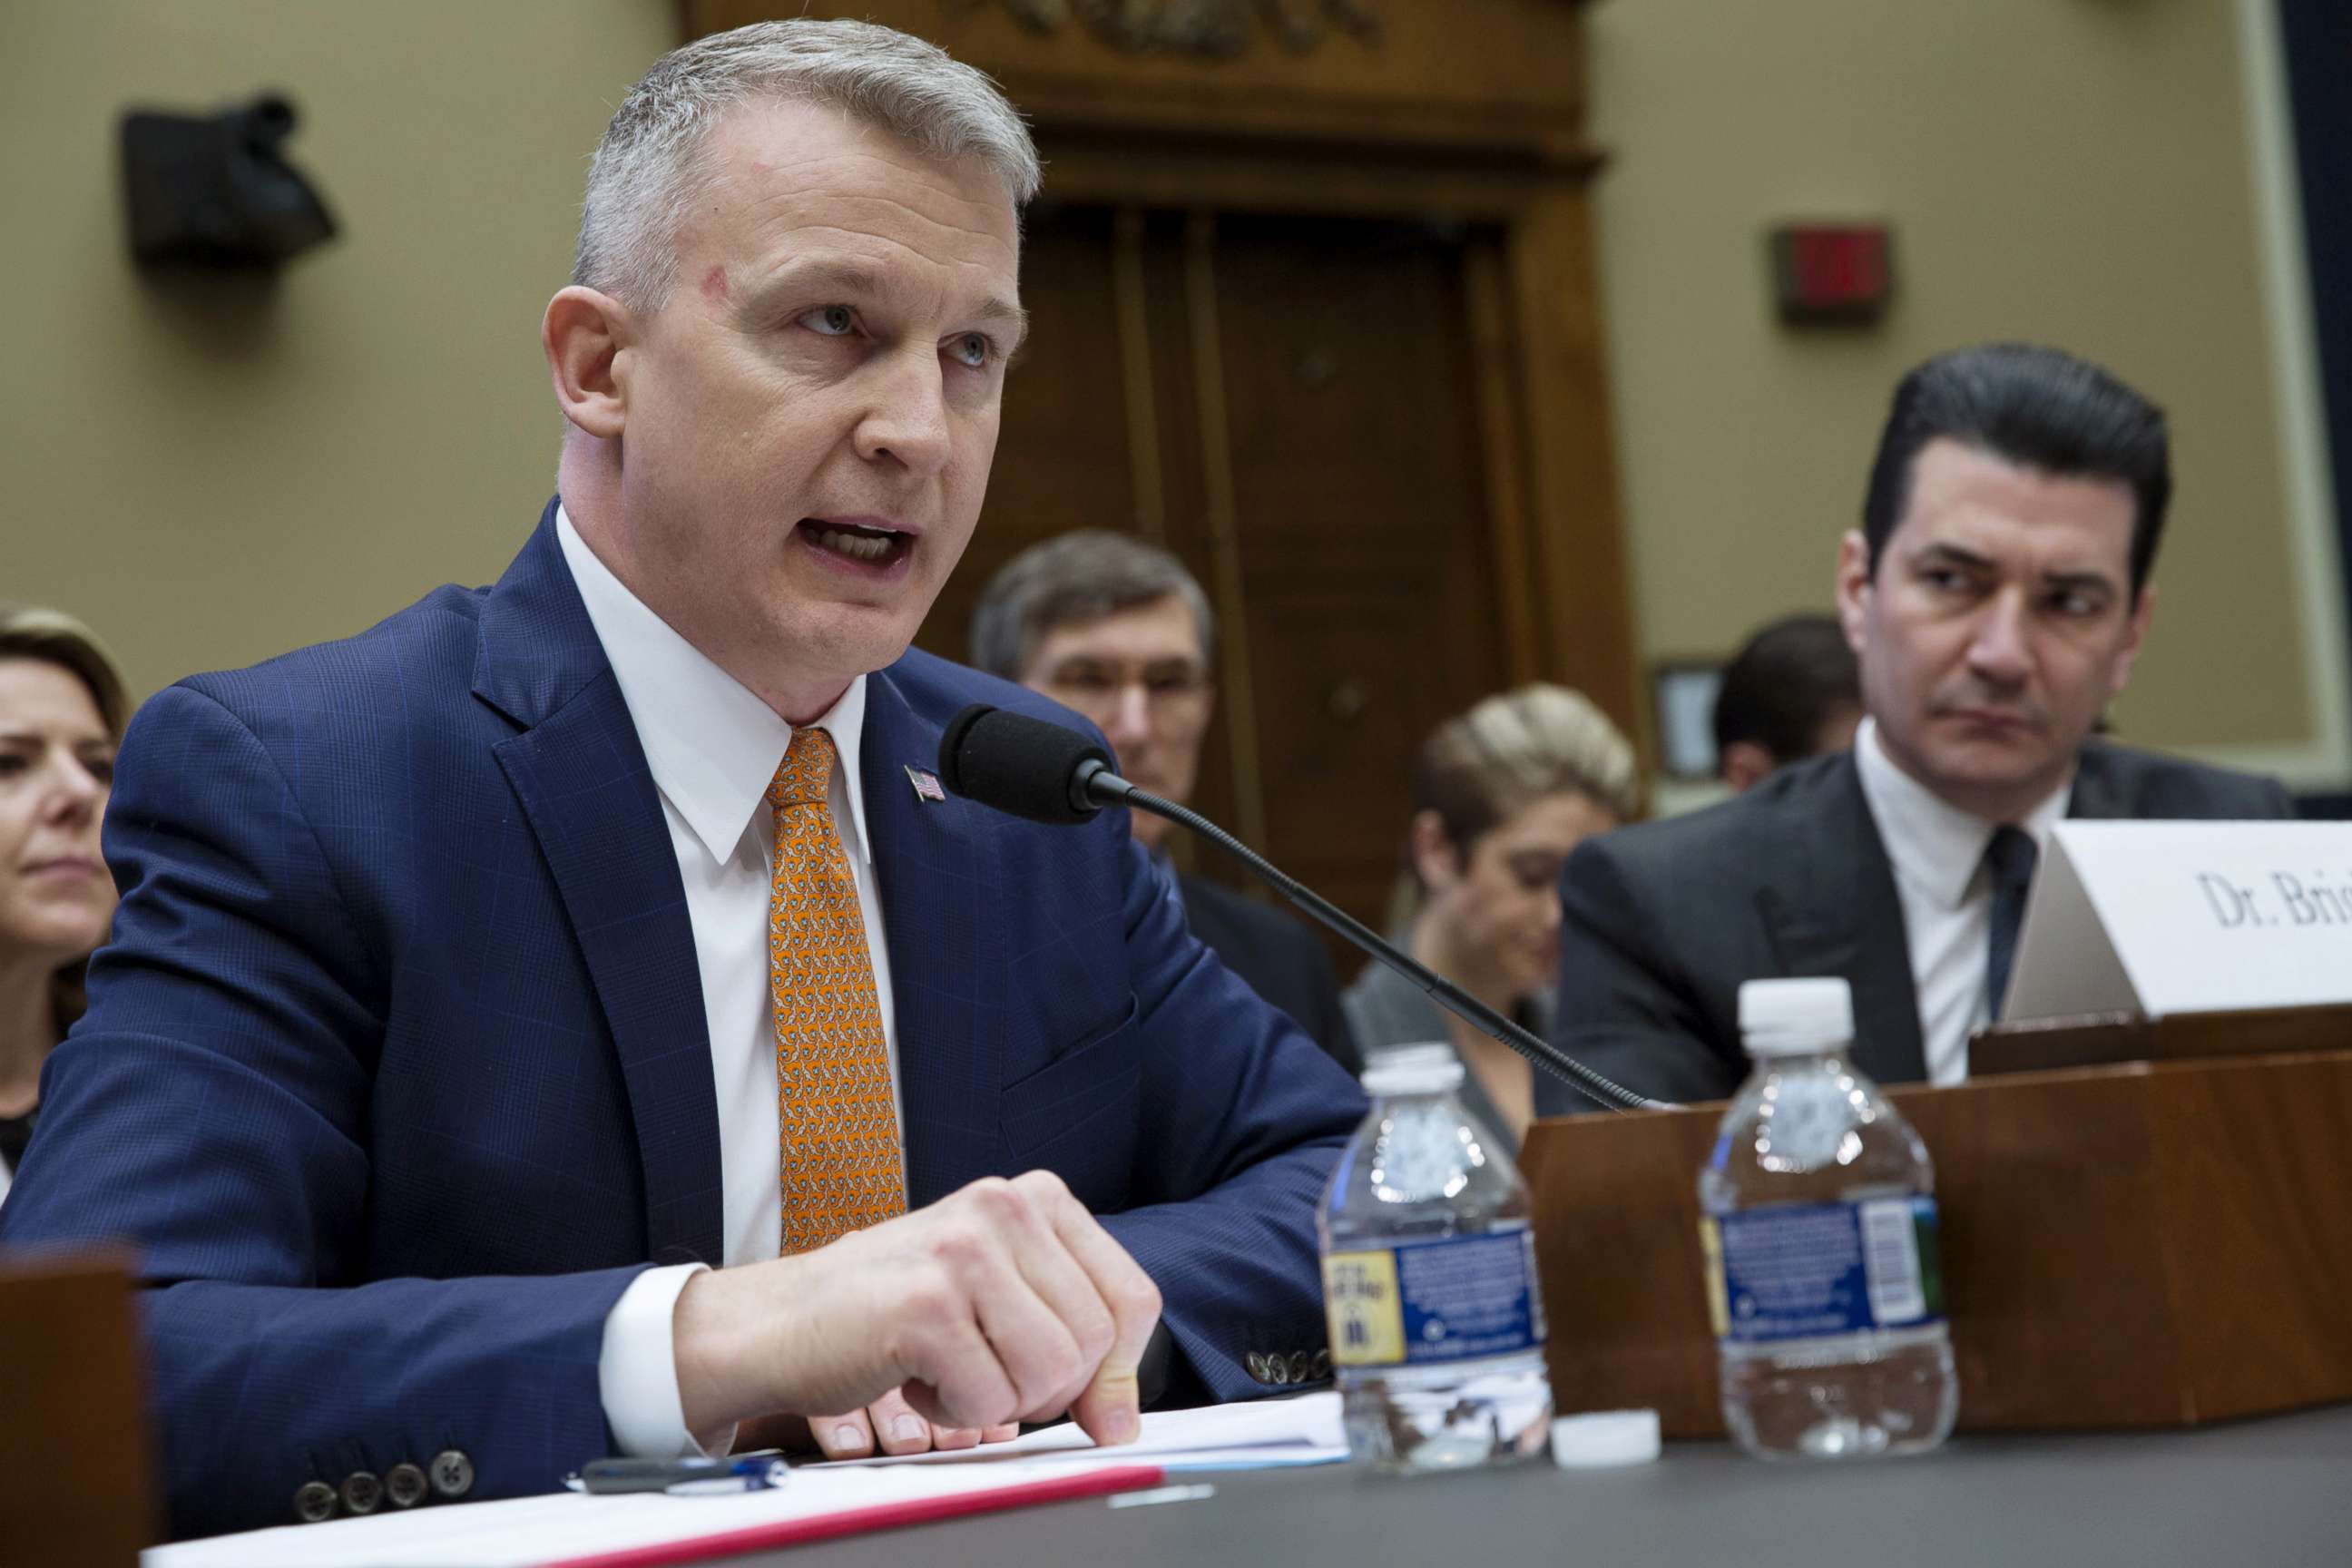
[554,508,903,1456]
[1851,717,2070,1087]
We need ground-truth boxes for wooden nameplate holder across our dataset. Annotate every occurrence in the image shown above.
[0,1248,156,1567]
[1522,1015,2352,1436]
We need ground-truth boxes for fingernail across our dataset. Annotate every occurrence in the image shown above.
[832,1423,865,1450]
[893,1415,928,1445]
[1105,1407,1137,1444]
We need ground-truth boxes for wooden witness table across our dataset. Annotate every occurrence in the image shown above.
[1524,1042,2352,1436]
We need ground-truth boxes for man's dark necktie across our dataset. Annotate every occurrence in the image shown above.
[1983,825,2040,1022]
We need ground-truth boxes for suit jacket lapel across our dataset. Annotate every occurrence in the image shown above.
[861,668,998,1209]
[1759,754,1928,1083]
[477,501,724,1266]
[2065,745,2124,820]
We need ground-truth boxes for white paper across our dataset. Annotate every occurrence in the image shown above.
[142,1396,1345,1568]
[808,1390,1345,1472]
[2005,820,2352,1021]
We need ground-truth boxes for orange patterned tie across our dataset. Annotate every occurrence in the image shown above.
[768,726,905,1254]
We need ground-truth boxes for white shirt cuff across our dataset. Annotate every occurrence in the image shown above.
[598,1262,735,1458]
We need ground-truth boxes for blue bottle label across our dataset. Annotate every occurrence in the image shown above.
[1322,1229,1546,1369]
[1701,1197,1945,1345]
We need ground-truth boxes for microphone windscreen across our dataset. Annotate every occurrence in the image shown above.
[937,704,1112,824]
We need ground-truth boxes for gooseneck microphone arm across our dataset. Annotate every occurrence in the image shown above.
[932,702,1666,1114]
[1083,763,1666,1115]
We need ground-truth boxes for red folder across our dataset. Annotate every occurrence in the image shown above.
[539,1465,1166,1567]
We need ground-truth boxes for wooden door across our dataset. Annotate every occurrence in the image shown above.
[916,203,1510,948]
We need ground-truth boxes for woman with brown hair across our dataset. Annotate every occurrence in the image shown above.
[0,605,126,1205]
[1343,683,1640,1151]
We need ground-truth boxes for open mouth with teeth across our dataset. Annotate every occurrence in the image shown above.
[799,519,912,570]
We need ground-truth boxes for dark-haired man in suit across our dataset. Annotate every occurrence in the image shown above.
[970,532,1359,1073]
[1552,343,2295,1105]
[0,18,1360,1539]
[1713,613,1862,793]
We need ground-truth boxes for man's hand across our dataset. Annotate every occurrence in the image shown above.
[673,1171,1161,1448]
[805,1389,1020,1459]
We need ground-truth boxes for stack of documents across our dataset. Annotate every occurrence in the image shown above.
[815,1388,1346,1474]
[142,1395,1346,1567]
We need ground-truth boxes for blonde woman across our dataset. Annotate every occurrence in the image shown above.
[0,606,125,1204]
[1343,684,1639,1149]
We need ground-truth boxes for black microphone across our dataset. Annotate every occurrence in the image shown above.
[937,704,1667,1115]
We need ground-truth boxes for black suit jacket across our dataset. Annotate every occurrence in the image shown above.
[1550,742,2297,1105]
[1179,874,1361,1075]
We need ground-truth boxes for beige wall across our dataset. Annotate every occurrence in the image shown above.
[7,1,2341,787]
[1588,0,2346,783]
[3,0,676,701]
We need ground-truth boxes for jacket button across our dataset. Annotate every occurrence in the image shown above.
[1311,1348,1332,1380]
[1285,1351,1314,1384]
[293,1480,338,1524]
[1244,1352,1271,1384]
[430,1450,475,1499]
[385,1462,428,1509]
[340,1471,383,1515]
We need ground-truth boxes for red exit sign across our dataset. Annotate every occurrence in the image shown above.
[1770,223,1894,324]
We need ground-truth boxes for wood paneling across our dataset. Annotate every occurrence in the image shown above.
[0,1249,154,1566]
[1522,1052,2352,1437]
[683,0,1593,159]
[913,205,1511,938]
[1973,1003,2352,1076]
[1203,211,1507,918]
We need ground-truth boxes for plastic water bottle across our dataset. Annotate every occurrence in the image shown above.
[1317,1042,1553,1472]
[1700,978,1959,1460]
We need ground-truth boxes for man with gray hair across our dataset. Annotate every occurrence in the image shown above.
[971,532,1358,1071]
[1,19,1362,1538]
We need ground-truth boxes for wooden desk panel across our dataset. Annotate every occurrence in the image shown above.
[1524,1053,2352,1437]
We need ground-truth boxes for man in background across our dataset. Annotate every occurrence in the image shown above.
[972,532,1358,1072]
[1552,342,2295,1104]
[1713,612,1862,792]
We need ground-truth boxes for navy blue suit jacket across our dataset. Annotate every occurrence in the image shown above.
[0,502,1364,1539]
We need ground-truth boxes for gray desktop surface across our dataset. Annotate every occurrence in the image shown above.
[740,1404,2352,1567]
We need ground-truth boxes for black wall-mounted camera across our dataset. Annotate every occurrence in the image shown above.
[121,94,337,270]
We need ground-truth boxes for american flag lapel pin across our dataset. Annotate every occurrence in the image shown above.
[905,764,946,804]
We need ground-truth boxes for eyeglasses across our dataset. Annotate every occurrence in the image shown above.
[1039,661,1211,723]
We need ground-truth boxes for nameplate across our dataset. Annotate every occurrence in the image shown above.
[2005,821,2352,1021]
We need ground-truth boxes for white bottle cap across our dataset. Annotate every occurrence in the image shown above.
[1359,1042,1465,1096]
[1738,977,1854,1058]
[1550,1408,1662,1468]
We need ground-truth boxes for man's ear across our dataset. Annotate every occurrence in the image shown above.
[1834,530,1874,661]
[544,286,634,440]
[2108,583,2158,699]
[1720,740,1776,795]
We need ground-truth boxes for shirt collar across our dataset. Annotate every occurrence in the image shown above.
[1853,715,2070,911]
[554,504,871,868]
